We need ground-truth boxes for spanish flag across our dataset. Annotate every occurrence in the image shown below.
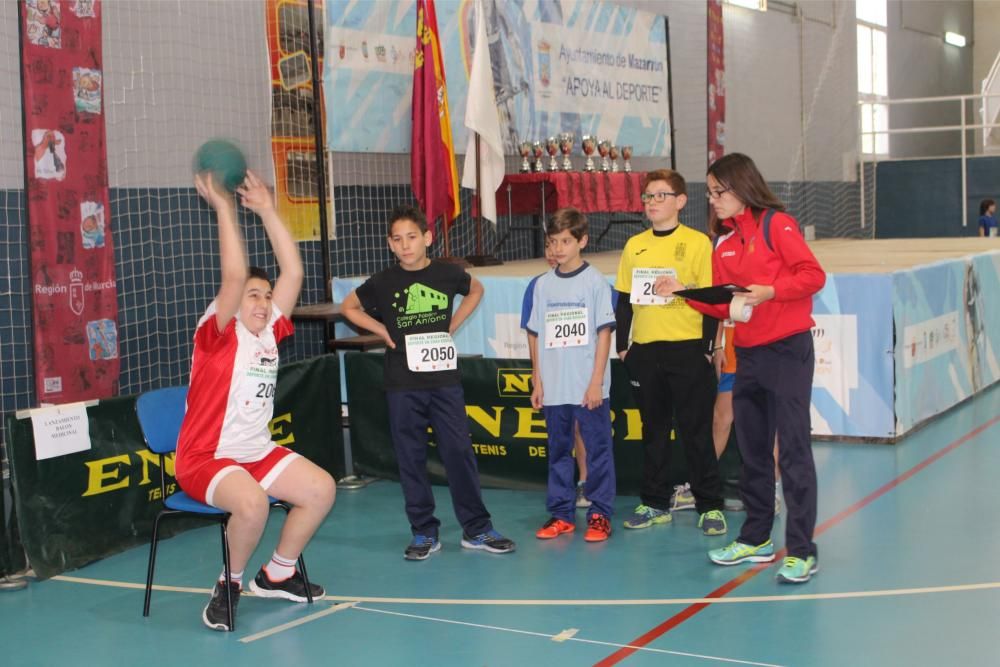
[411,0,460,238]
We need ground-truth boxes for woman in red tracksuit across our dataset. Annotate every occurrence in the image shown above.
[656,153,826,584]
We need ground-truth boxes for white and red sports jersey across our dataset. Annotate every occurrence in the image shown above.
[177,301,293,464]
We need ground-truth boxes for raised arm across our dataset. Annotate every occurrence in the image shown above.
[237,171,303,317]
[196,172,247,333]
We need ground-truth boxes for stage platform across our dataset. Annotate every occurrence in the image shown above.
[333,238,1000,440]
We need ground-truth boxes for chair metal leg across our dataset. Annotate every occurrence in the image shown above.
[220,520,234,632]
[297,553,314,604]
[143,511,166,617]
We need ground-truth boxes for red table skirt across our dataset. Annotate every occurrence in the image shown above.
[491,171,646,216]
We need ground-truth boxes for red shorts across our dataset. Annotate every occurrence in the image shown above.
[176,446,299,507]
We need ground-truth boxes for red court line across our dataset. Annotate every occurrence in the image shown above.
[595,414,1000,666]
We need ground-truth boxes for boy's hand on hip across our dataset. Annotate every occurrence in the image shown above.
[376,324,396,349]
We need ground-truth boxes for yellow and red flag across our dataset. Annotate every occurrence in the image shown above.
[411,0,460,238]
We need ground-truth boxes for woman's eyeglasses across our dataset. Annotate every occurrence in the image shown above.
[705,187,731,200]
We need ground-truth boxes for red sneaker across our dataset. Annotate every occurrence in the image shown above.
[535,517,575,539]
[584,513,611,542]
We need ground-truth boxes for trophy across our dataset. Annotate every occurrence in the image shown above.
[518,141,532,173]
[622,145,633,173]
[532,141,544,172]
[598,140,611,172]
[545,137,559,171]
[581,135,597,172]
[559,132,574,171]
[609,144,620,173]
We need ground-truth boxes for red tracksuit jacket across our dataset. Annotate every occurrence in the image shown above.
[689,207,826,348]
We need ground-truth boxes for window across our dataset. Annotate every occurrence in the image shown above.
[856,0,887,27]
[857,0,888,156]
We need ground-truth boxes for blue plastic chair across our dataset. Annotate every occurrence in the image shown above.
[136,386,314,631]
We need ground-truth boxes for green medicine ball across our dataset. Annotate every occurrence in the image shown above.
[193,139,248,193]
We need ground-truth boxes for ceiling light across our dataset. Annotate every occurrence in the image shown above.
[944,32,966,48]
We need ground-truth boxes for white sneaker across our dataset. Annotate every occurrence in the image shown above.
[669,483,695,511]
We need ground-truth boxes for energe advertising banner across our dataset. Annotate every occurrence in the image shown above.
[6,356,343,579]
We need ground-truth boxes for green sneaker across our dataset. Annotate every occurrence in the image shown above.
[623,504,672,529]
[708,539,775,565]
[776,556,818,583]
[698,509,727,536]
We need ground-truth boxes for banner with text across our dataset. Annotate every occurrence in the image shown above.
[706,0,725,165]
[345,353,741,496]
[324,0,670,156]
[893,252,1000,435]
[337,269,897,439]
[5,356,343,579]
[21,0,120,404]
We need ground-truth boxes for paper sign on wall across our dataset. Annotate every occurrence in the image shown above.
[31,403,92,461]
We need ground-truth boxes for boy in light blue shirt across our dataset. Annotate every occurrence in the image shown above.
[526,208,616,542]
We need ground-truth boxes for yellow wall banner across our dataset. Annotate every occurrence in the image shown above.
[266,0,332,241]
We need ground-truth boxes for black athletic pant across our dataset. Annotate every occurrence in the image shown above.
[385,384,493,539]
[625,340,723,513]
[733,331,818,559]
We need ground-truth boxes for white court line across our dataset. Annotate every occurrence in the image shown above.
[239,602,357,643]
[353,605,783,667]
[53,575,211,594]
[552,627,579,642]
[51,574,1000,605]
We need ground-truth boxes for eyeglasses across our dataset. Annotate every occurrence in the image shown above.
[705,187,731,200]
[640,191,679,203]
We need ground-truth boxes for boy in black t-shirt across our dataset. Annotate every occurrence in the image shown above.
[341,205,516,560]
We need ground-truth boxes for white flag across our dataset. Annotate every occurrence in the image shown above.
[461,0,505,225]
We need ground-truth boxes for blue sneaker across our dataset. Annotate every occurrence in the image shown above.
[461,529,516,554]
[623,504,672,529]
[708,539,775,565]
[776,556,818,583]
[404,535,441,561]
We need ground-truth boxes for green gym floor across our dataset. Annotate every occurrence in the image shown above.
[2,382,998,666]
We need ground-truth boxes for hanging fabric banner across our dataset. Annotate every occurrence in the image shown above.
[21,0,120,404]
[265,0,333,242]
[707,0,725,165]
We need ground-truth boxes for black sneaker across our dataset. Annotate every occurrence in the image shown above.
[460,529,516,554]
[248,567,325,602]
[404,535,441,561]
[202,580,241,631]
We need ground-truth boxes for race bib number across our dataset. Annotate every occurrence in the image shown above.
[405,332,457,372]
[239,352,279,413]
[630,267,677,305]
[545,307,589,348]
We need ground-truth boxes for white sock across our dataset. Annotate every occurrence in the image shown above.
[264,552,296,582]
[219,569,243,588]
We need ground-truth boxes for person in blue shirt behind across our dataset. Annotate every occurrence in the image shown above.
[526,208,616,542]
[978,199,998,238]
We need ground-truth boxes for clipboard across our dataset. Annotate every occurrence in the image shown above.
[674,284,750,305]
